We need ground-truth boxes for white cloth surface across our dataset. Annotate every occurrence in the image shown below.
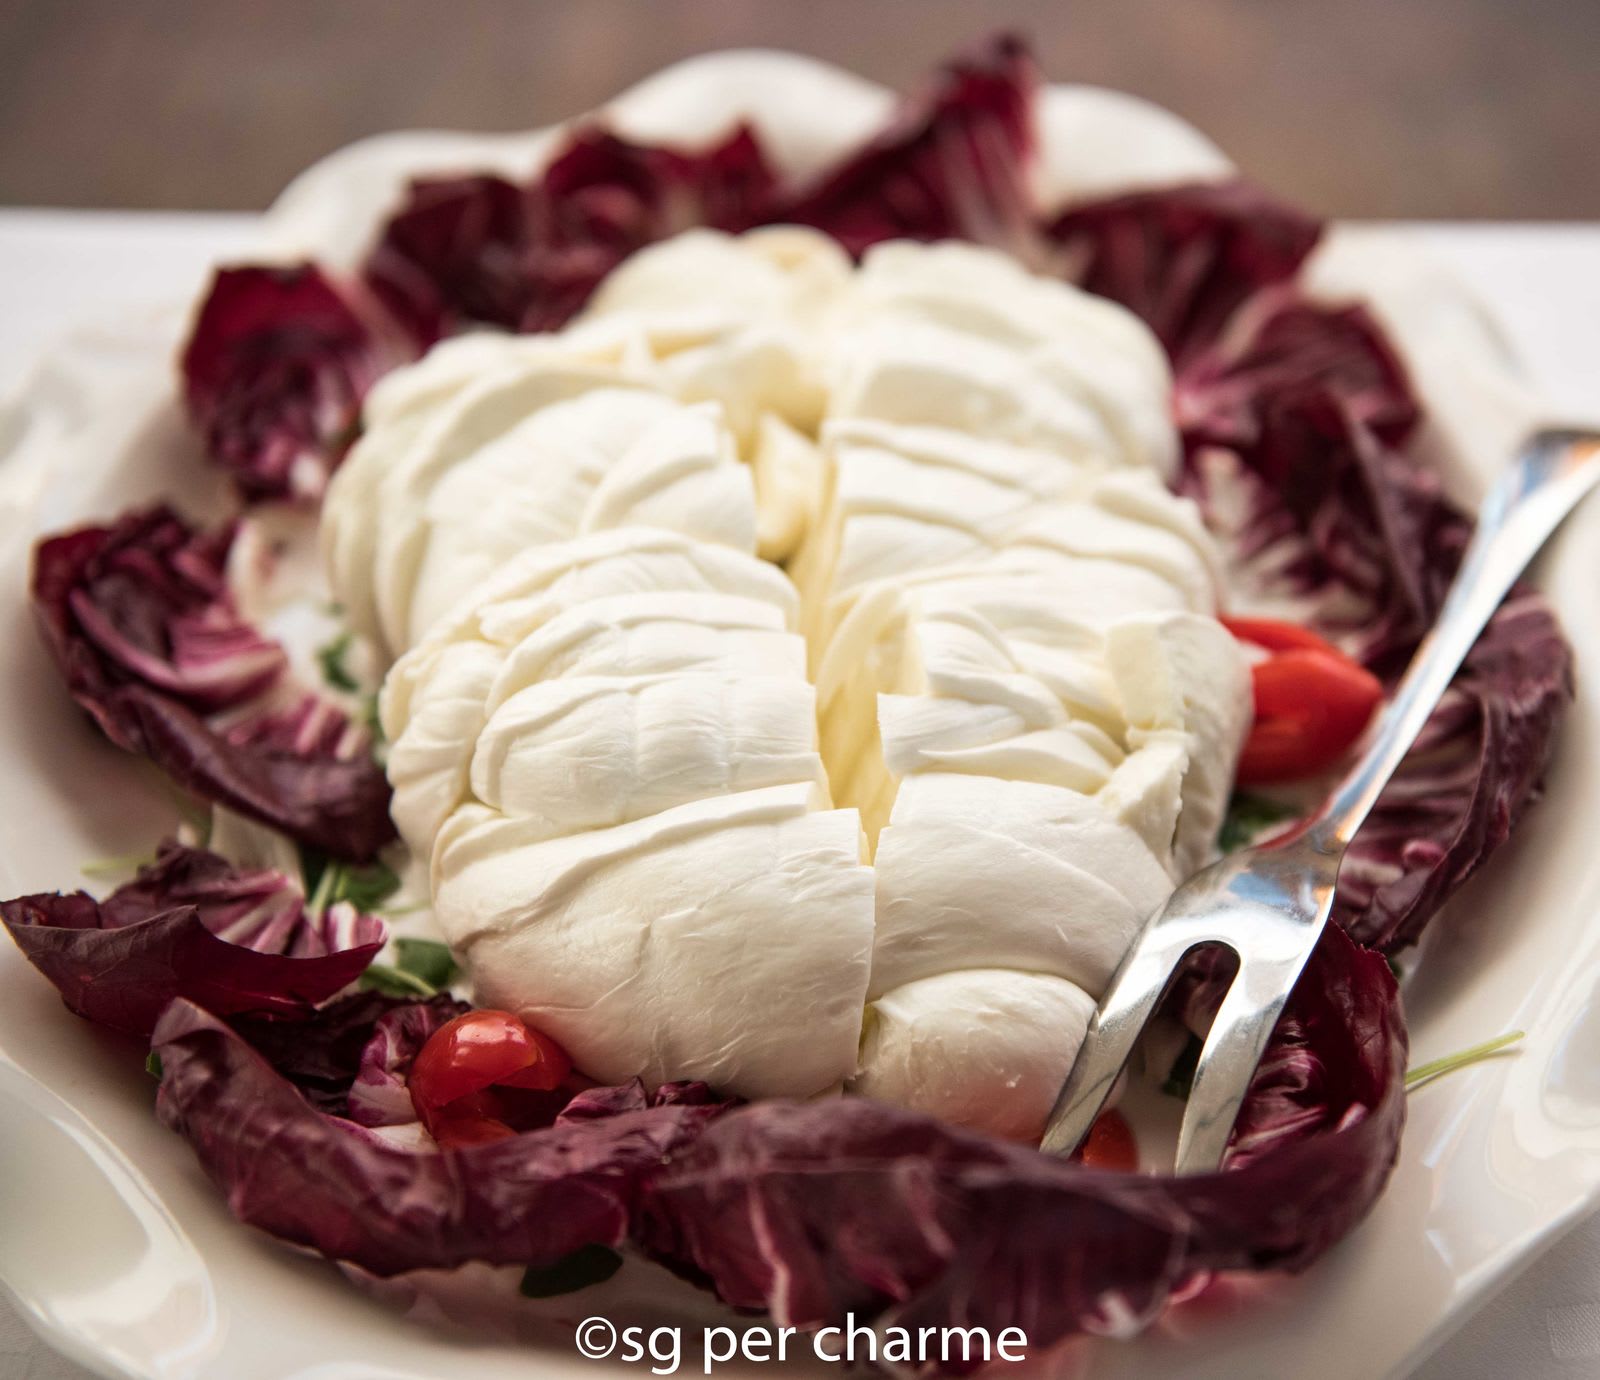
[0,209,1598,1380]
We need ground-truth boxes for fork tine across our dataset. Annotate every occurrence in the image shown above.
[1172,951,1310,1174]
[1039,929,1194,1157]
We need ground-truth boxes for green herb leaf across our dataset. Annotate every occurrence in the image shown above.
[145,1051,164,1081]
[395,937,459,990]
[300,850,402,916]
[1218,792,1297,853]
[358,963,437,998]
[1406,1031,1524,1090]
[519,1245,624,1298]
[315,631,361,693]
[334,859,402,914]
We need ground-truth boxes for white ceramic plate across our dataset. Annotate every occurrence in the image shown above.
[3,51,1599,1380]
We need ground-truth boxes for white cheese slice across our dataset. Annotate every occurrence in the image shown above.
[434,781,874,1098]
[852,969,1097,1143]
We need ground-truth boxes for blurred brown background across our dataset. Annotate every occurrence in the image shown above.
[1,0,1595,219]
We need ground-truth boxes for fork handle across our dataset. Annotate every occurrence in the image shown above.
[1313,429,1600,849]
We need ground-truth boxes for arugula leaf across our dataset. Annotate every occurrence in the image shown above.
[358,963,437,998]
[145,1051,164,1081]
[335,859,402,913]
[358,937,460,997]
[519,1244,624,1298]
[394,937,459,990]
[300,848,402,916]
[315,631,361,693]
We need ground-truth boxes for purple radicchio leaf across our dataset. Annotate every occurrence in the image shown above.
[343,993,470,1126]
[1053,176,1579,954]
[362,123,777,338]
[1331,589,1572,950]
[1045,179,1323,366]
[1177,291,1422,456]
[31,505,396,860]
[782,32,1039,259]
[180,263,425,503]
[0,843,384,1037]
[1178,332,1572,951]
[637,926,1404,1374]
[151,998,729,1277]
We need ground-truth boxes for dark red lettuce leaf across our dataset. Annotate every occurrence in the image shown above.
[558,1078,726,1124]
[364,125,777,337]
[343,992,471,1125]
[782,33,1038,258]
[181,264,423,502]
[32,506,395,860]
[0,844,383,1037]
[1046,180,1322,365]
[1179,350,1572,950]
[1332,589,1572,950]
[638,926,1403,1370]
[152,999,729,1276]
[232,989,466,1117]
[1178,292,1422,454]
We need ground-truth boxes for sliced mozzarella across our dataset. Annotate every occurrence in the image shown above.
[434,782,874,1097]
[852,969,1097,1143]
[342,234,1253,1133]
[1104,611,1252,875]
[470,673,825,838]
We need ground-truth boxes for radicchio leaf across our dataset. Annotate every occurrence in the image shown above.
[783,32,1038,258]
[363,125,777,337]
[344,993,469,1126]
[152,999,729,1276]
[230,988,465,1117]
[0,844,384,1037]
[1177,291,1422,455]
[1177,332,1571,949]
[638,926,1404,1371]
[31,506,396,860]
[181,264,423,502]
[1332,590,1572,950]
[1046,180,1322,365]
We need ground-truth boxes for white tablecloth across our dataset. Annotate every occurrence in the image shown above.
[1,209,1598,1380]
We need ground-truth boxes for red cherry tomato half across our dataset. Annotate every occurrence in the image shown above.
[1078,1108,1139,1172]
[1221,617,1384,785]
[409,1009,573,1148]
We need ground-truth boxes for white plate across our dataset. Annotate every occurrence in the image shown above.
[2,50,1599,1380]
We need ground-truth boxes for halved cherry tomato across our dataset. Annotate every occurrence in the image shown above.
[409,1009,573,1148]
[1077,1108,1139,1172]
[1221,616,1383,785]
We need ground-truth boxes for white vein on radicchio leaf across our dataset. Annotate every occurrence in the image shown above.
[31,506,396,860]
[0,843,384,1037]
[181,264,426,503]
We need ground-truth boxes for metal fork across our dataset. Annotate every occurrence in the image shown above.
[1041,429,1600,1172]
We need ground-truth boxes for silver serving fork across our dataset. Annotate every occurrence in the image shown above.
[1042,429,1600,1172]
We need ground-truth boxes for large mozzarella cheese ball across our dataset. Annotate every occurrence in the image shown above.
[336,230,1249,1141]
